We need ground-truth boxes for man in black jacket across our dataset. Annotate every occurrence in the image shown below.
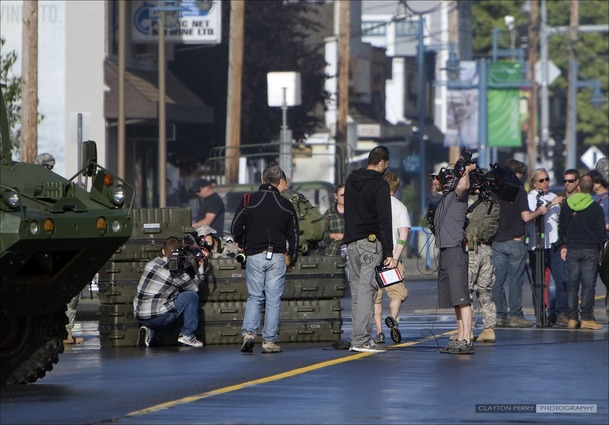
[344,146,395,353]
[559,175,606,330]
[231,163,299,353]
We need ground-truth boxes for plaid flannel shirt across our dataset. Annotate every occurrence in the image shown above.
[323,203,345,255]
[133,256,200,320]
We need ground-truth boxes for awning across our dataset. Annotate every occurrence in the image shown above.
[104,60,214,124]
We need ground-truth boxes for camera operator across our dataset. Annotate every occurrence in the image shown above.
[231,163,299,354]
[432,155,476,355]
[133,236,205,348]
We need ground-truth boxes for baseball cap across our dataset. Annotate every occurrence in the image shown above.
[191,178,212,193]
[429,162,449,180]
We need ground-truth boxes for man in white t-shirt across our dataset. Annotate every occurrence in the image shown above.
[373,172,411,344]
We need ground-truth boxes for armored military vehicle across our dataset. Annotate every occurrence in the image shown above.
[0,84,133,384]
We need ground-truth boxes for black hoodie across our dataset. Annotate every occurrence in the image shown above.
[343,168,393,259]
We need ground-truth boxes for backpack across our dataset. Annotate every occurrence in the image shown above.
[465,193,500,245]
[284,191,324,254]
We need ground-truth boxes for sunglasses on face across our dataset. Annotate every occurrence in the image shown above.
[537,177,550,183]
[564,179,576,184]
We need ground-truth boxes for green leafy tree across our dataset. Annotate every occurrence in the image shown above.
[472,1,608,158]
[545,1,608,149]
[0,37,22,156]
[169,0,330,171]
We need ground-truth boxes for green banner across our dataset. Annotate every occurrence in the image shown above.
[487,62,522,148]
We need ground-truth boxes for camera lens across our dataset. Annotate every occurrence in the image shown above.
[236,253,246,263]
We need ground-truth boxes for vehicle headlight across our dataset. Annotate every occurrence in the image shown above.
[29,221,40,235]
[111,185,125,206]
[2,190,20,208]
[111,219,122,233]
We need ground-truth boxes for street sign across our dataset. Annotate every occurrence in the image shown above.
[535,60,561,86]
[581,146,606,170]
[132,0,221,44]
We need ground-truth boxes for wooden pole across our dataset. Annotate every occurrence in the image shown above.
[565,0,579,170]
[225,0,245,184]
[526,0,539,180]
[337,0,349,182]
[448,1,459,166]
[118,0,126,179]
[21,0,38,163]
[158,11,166,207]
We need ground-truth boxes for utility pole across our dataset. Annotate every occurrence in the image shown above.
[21,0,38,163]
[565,0,578,171]
[118,1,126,180]
[526,0,539,180]
[539,0,550,168]
[158,10,166,207]
[448,1,459,166]
[225,0,245,184]
[336,0,349,182]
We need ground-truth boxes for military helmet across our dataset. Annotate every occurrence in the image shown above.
[33,153,56,169]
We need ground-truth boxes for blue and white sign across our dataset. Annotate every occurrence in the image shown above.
[132,1,221,45]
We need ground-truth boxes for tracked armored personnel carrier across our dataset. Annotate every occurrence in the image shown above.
[0,84,133,384]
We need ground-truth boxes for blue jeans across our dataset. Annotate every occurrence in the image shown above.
[242,252,286,342]
[566,248,599,321]
[492,240,527,320]
[139,291,200,339]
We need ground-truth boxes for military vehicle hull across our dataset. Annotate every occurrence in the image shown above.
[1,85,133,385]
[0,160,133,384]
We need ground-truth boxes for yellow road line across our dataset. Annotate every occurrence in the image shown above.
[127,330,455,417]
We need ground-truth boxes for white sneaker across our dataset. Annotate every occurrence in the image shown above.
[349,340,387,353]
[177,335,203,347]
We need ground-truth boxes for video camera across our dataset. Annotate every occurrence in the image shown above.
[166,234,210,278]
[426,148,522,235]
[468,162,521,203]
[437,147,521,203]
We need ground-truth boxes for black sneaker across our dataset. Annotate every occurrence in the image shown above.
[439,339,458,354]
[375,332,386,344]
[385,316,402,343]
[137,326,151,348]
[241,332,255,353]
[447,339,475,355]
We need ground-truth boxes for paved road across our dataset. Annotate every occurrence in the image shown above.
[1,272,607,425]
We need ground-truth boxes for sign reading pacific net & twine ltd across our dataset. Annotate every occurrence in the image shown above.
[132,1,221,45]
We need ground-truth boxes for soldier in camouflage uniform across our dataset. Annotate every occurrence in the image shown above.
[465,191,500,343]
[195,224,240,259]
[33,152,56,170]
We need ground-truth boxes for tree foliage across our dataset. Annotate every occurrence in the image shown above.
[169,0,329,171]
[472,0,608,151]
[0,37,22,155]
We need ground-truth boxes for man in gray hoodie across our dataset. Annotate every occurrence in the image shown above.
[344,146,396,353]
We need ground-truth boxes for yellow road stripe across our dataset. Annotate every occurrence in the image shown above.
[127,330,455,417]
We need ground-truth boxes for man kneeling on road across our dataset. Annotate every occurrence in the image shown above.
[134,236,205,348]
